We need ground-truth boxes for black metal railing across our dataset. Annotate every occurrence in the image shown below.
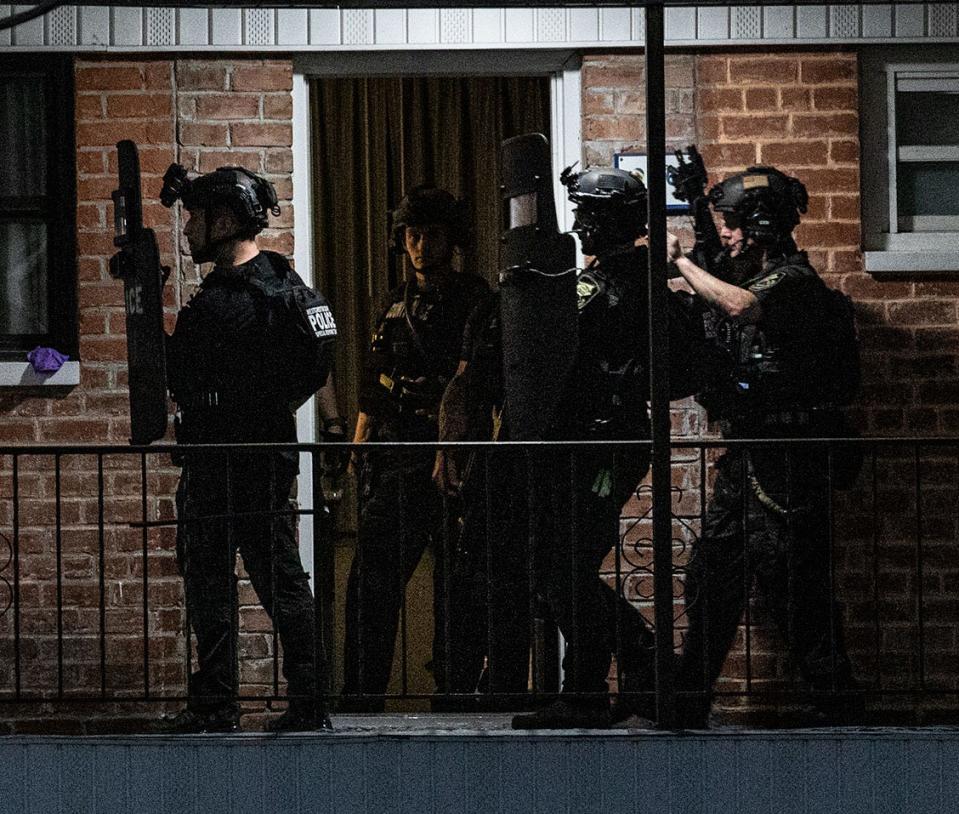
[0,437,957,727]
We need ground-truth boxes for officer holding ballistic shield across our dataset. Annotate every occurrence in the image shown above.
[158,163,344,733]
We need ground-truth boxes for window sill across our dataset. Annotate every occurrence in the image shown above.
[0,361,80,387]
[864,251,959,273]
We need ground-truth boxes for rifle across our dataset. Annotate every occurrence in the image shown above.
[110,140,169,445]
[666,145,726,279]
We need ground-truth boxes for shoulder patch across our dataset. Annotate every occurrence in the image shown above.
[385,301,406,319]
[306,304,338,338]
[748,271,786,293]
[577,274,600,311]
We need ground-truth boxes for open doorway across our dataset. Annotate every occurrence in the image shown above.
[310,75,550,434]
[296,57,579,706]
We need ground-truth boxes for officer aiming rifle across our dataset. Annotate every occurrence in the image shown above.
[665,159,862,727]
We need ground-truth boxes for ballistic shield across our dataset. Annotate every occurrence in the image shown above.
[110,140,168,445]
[499,133,577,441]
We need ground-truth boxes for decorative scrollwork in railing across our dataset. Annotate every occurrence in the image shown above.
[0,530,12,621]
[616,478,705,652]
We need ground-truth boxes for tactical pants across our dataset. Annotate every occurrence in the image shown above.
[446,448,532,699]
[342,456,451,706]
[678,446,853,715]
[175,453,319,714]
[535,448,656,696]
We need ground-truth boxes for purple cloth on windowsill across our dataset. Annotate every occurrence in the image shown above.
[27,346,69,374]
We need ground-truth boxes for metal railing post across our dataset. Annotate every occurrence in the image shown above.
[645,0,676,728]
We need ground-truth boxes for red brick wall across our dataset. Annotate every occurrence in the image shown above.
[0,57,296,730]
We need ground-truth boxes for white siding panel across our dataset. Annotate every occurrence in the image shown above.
[440,8,470,43]
[145,7,175,47]
[277,9,308,46]
[407,9,437,43]
[862,3,893,37]
[504,8,533,43]
[600,7,630,41]
[309,8,340,45]
[697,6,730,40]
[631,8,645,41]
[1,2,958,52]
[569,8,597,42]
[929,3,958,37]
[797,4,828,38]
[537,8,566,43]
[0,6,10,46]
[244,8,274,46]
[830,5,860,38]
[895,3,926,36]
[763,6,795,39]
[732,6,762,39]
[374,8,405,45]
[177,8,208,46]
[210,8,241,45]
[47,5,77,46]
[471,8,500,43]
[342,8,372,45]
[665,6,696,41]
[111,6,141,46]
[13,5,44,45]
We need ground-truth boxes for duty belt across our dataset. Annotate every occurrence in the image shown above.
[378,371,443,419]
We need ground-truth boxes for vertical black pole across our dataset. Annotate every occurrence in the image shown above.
[12,454,21,700]
[141,452,150,699]
[311,451,333,710]
[645,0,675,728]
[55,453,63,699]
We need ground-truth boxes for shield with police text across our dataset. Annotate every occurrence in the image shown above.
[110,140,168,445]
[499,133,578,441]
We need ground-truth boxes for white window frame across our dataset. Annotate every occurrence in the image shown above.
[862,48,959,273]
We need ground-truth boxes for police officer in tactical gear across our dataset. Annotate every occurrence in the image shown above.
[160,164,343,733]
[341,186,489,710]
[507,166,663,729]
[667,166,858,726]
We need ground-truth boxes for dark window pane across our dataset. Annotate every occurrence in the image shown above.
[0,222,47,334]
[896,91,959,147]
[0,76,47,198]
[897,161,959,218]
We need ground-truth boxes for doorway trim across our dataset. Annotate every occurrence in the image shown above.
[291,49,582,576]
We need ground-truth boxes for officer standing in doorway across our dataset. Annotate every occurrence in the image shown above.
[341,186,489,710]
[667,165,860,726]
[158,164,344,733]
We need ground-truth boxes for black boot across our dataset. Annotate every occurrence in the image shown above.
[154,706,240,734]
[511,698,611,730]
[266,702,333,733]
[609,668,656,725]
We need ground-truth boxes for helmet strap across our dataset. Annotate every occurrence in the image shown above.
[201,206,245,266]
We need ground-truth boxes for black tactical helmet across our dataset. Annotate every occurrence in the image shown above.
[708,166,808,246]
[160,163,280,235]
[390,185,471,253]
[561,165,648,254]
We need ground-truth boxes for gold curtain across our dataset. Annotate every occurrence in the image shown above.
[310,75,551,427]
